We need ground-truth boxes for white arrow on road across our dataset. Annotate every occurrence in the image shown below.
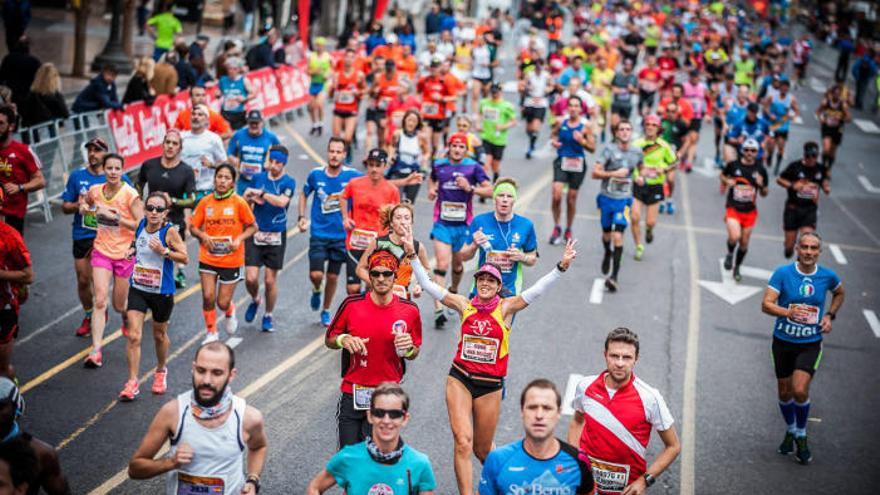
[699,258,771,305]
[857,175,880,194]
[695,158,719,178]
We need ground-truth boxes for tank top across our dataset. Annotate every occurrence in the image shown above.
[219,76,248,113]
[820,98,845,127]
[558,118,587,158]
[683,81,707,118]
[454,300,511,378]
[166,391,247,495]
[770,92,792,131]
[375,235,421,299]
[394,131,421,174]
[472,45,492,80]
[334,70,360,113]
[308,52,332,83]
[131,220,176,294]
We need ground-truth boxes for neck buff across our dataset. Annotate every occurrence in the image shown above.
[190,387,233,420]
[471,294,500,313]
[366,435,405,465]
[1,422,19,443]
[214,188,234,200]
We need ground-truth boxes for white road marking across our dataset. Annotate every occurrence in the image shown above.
[17,305,80,345]
[679,173,700,495]
[809,77,826,94]
[737,264,774,281]
[226,337,243,348]
[298,153,309,160]
[853,118,880,133]
[793,115,804,125]
[561,373,585,416]
[694,158,718,178]
[863,309,880,338]
[589,278,605,304]
[857,175,880,194]
[699,258,763,305]
[502,80,519,93]
[829,243,848,265]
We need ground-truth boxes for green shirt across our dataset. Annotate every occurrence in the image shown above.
[734,59,755,87]
[633,137,677,185]
[147,12,182,50]
[479,98,517,146]
[645,25,661,48]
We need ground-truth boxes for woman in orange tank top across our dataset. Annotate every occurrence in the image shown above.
[330,49,366,162]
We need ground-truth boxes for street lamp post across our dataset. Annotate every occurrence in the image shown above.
[91,0,133,72]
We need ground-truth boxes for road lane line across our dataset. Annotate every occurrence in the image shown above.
[589,278,604,304]
[857,175,880,194]
[853,118,880,134]
[17,305,81,345]
[829,243,848,265]
[679,173,701,495]
[863,310,880,338]
[226,337,243,348]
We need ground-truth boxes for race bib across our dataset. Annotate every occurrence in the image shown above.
[732,183,756,203]
[176,472,225,495]
[526,96,544,107]
[421,102,440,116]
[82,208,98,230]
[254,231,282,246]
[350,229,377,250]
[321,192,341,214]
[132,265,162,292]
[353,384,375,411]
[96,209,120,227]
[797,183,819,200]
[643,167,660,179]
[561,157,584,173]
[208,236,234,256]
[460,334,499,364]
[440,201,467,222]
[589,457,630,494]
[337,91,356,105]
[486,250,513,273]
[240,161,262,179]
[222,97,241,111]
[609,177,632,194]
[482,107,499,121]
[787,303,820,325]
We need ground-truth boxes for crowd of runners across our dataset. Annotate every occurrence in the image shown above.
[0,0,856,493]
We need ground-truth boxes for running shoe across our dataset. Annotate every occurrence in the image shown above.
[261,315,274,332]
[75,316,92,337]
[225,312,238,335]
[310,289,321,311]
[245,299,260,323]
[659,202,665,214]
[634,244,645,261]
[795,436,812,464]
[724,253,733,270]
[564,229,572,243]
[118,379,140,401]
[434,309,447,330]
[202,331,220,345]
[778,431,795,455]
[152,368,168,395]
[320,310,332,327]
[175,269,187,289]
[84,349,103,368]
[604,277,619,293]
[525,150,533,160]
[645,227,654,244]
[733,266,742,282]
[549,226,562,245]
[666,201,675,215]
[601,251,612,276]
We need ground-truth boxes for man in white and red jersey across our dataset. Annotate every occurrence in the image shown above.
[567,328,680,495]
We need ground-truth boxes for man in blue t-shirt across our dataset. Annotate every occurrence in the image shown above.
[298,137,363,327]
[241,145,296,333]
[479,379,593,495]
[227,110,281,194]
[761,232,844,465]
[461,178,538,296]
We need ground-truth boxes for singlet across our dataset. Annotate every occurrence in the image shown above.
[716,83,737,114]
[61,167,132,241]
[524,70,551,108]
[818,97,845,128]
[472,44,492,80]
[725,100,748,128]
[430,157,489,226]
[392,131,421,175]
[722,160,768,213]
[341,177,400,251]
[454,300,511,378]
[468,212,538,295]
[728,118,771,159]
[308,52,332,84]
[478,439,593,495]
[131,220,176,295]
[88,182,140,260]
[683,81,708,118]
[373,73,400,112]
[417,75,449,120]
[191,193,255,268]
[166,391,247,495]
[375,235,421,299]
[303,166,363,241]
[769,92,793,132]
[218,76,248,113]
[334,70,361,114]
[558,118,588,158]
[768,263,841,344]
[734,58,755,86]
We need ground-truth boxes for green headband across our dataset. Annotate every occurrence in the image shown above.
[493,182,518,200]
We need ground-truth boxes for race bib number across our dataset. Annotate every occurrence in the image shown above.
[732,183,756,203]
[337,91,356,105]
[353,384,374,411]
[589,457,630,494]
[222,97,240,111]
[132,265,162,292]
[561,157,584,173]
[321,192,341,214]
[526,96,544,107]
[254,231,282,246]
[482,107,499,121]
[460,334,499,364]
[96,209,120,227]
[787,304,820,326]
[486,250,513,273]
[609,177,632,194]
[440,201,467,222]
[797,183,819,200]
[350,229,377,250]
[643,167,660,179]
[176,472,225,495]
[82,208,98,230]
[240,161,262,179]
[421,102,440,116]
[208,236,234,256]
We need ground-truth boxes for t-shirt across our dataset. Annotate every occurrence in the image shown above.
[722,160,767,212]
[303,166,363,240]
[174,108,232,137]
[558,66,589,88]
[87,183,140,260]
[249,172,296,233]
[136,159,196,225]
[326,293,422,394]
[637,67,662,93]
[0,140,41,219]
[469,212,537,295]
[780,160,827,209]
[181,130,227,192]
[479,99,517,146]
[598,143,642,199]
[726,118,771,159]
[768,263,841,344]
[61,167,132,241]
[0,222,30,312]
[341,177,400,251]
[227,128,281,182]
[326,442,436,494]
[430,157,489,226]
[147,12,182,50]
[632,137,676,186]
[479,439,593,495]
[611,72,638,105]
[191,193,255,268]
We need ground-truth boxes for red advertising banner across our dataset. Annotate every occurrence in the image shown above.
[275,63,310,109]
[246,67,284,115]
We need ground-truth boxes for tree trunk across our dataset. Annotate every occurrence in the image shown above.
[122,0,136,56]
[72,0,91,77]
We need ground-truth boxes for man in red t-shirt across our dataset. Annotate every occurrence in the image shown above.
[0,106,45,234]
[0,188,34,378]
[325,249,422,448]
[417,60,456,154]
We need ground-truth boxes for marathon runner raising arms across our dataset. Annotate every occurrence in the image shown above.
[761,232,844,464]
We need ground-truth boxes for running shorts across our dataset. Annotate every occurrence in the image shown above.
[725,207,758,229]
[633,183,665,205]
[245,235,287,270]
[0,308,19,345]
[783,205,818,231]
[308,236,347,274]
[127,287,175,323]
[91,250,135,279]
[772,337,822,378]
[366,108,386,123]
[309,82,325,96]
[346,249,365,285]
[425,118,444,133]
[689,118,703,133]
[198,262,242,284]
[552,156,587,190]
[522,106,547,122]
[336,392,371,449]
[483,141,506,161]
[597,195,632,231]
[449,364,503,399]
[430,223,471,252]
[72,237,95,260]
[333,110,357,119]
[820,125,843,146]
[611,102,633,118]
[772,129,789,140]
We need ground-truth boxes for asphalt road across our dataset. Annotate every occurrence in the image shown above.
[12,52,880,495]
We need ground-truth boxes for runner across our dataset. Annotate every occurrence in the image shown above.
[418,59,457,155]
[589,56,615,142]
[242,145,296,333]
[478,83,517,183]
[637,54,662,116]
[790,33,812,87]
[325,250,422,448]
[679,70,712,173]
[609,58,638,131]
[0,437,38,494]
[720,138,769,281]
[173,85,233,140]
[217,57,254,130]
[549,96,596,246]
[81,154,144,369]
[0,190,32,379]
[329,48,367,163]
[778,142,830,259]
[137,129,196,289]
[478,379,594,495]
[119,193,188,401]
[631,115,677,261]
[521,59,552,160]
[721,84,752,163]
[726,102,771,163]
[428,133,492,329]
[592,120,641,292]
[128,342,268,494]
[306,383,436,494]
[764,77,799,175]
[190,164,257,344]
[366,59,400,151]
[567,328,681,495]
[761,232,845,464]
[227,109,281,195]
[408,236,578,495]
[815,83,850,175]
[0,105,45,234]
[387,109,430,203]
[181,104,228,201]
[308,37,333,137]
[470,34,495,114]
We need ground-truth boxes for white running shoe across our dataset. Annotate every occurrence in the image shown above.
[225,311,239,335]
[202,331,220,345]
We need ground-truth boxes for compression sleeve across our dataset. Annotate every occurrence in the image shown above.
[520,267,563,305]
[411,257,449,301]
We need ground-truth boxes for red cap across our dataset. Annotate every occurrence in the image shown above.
[644,114,661,126]
[448,133,468,146]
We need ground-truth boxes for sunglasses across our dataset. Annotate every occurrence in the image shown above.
[742,148,758,153]
[369,270,395,279]
[370,408,406,419]
[145,205,167,213]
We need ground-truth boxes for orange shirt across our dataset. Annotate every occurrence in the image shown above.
[88,183,140,260]
[174,108,232,136]
[417,75,453,120]
[341,177,400,251]
[374,73,401,111]
[371,45,404,64]
[443,72,465,112]
[334,69,363,113]
[396,55,418,82]
[191,193,256,268]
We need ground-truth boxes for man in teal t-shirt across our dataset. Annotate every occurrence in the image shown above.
[479,83,518,183]
[146,7,182,61]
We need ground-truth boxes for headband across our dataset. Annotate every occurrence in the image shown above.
[368,250,399,272]
[493,182,518,200]
[269,150,288,165]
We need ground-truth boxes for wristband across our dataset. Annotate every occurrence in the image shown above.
[827,311,836,321]
[335,334,347,348]
[404,346,416,358]
[163,247,171,258]
[556,262,568,272]
[18,184,24,193]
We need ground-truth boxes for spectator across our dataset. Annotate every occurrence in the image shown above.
[0,105,45,234]
[19,63,69,128]
[364,22,386,55]
[189,34,210,63]
[1,0,30,53]
[283,33,307,66]
[397,23,417,54]
[214,40,242,79]
[834,32,854,82]
[72,64,122,113]
[439,7,457,32]
[425,2,442,40]
[851,50,878,110]
[137,0,150,36]
[245,26,278,70]
[171,44,198,90]
[146,2,182,61]
[151,55,179,96]
[0,36,41,109]
[191,55,213,86]
[240,0,257,37]
[122,56,156,105]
